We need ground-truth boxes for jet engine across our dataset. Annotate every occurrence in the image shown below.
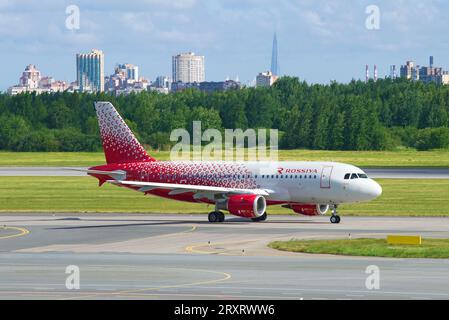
[284,204,330,216]
[217,194,267,218]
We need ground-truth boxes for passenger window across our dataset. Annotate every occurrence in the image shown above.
[351,173,358,179]
[344,173,350,180]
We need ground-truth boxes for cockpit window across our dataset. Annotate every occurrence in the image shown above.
[346,173,369,180]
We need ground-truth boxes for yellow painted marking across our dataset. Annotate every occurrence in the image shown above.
[0,226,30,240]
[387,235,422,245]
[62,268,231,300]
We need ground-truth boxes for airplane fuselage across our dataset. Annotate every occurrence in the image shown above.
[87,101,383,223]
[90,160,382,206]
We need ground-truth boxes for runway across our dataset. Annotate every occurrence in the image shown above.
[1,167,449,179]
[1,214,449,300]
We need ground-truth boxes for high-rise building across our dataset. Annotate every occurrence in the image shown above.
[76,49,105,92]
[365,65,370,83]
[400,61,416,80]
[256,71,278,87]
[8,64,68,95]
[19,64,41,89]
[199,80,241,94]
[154,76,171,89]
[400,56,449,85]
[104,63,150,95]
[390,65,397,79]
[172,52,205,83]
[418,56,444,84]
[271,33,279,76]
[116,63,139,82]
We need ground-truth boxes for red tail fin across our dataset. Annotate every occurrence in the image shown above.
[95,102,155,164]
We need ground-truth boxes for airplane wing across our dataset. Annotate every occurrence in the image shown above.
[108,180,273,197]
[67,168,274,196]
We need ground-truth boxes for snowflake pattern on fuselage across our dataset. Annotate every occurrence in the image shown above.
[96,102,154,164]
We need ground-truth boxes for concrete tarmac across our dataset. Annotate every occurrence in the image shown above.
[1,214,449,300]
[1,167,449,179]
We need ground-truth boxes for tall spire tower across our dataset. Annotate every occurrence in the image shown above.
[271,33,279,76]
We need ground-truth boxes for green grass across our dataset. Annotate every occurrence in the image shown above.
[269,238,449,259]
[1,149,449,167]
[0,177,449,215]
[340,179,449,216]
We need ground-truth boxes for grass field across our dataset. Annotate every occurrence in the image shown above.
[268,238,449,259]
[1,149,449,167]
[0,177,448,215]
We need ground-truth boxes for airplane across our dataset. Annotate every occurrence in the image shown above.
[83,101,382,224]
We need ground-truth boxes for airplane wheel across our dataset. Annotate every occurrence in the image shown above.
[208,212,219,223]
[252,212,267,222]
[330,215,341,224]
[218,212,225,222]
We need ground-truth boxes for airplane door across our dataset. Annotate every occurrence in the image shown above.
[320,166,333,189]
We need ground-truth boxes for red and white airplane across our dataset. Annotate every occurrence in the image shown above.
[85,102,382,224]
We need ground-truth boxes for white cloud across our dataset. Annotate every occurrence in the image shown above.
[1,0,449,90]
[140,0,199,9]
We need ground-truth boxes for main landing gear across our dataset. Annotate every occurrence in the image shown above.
[208,211,225,223]
[251,212,268,222]
[330,205,341,224]
[208,211,268,223]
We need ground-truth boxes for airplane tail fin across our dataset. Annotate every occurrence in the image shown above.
[94,102,155,164]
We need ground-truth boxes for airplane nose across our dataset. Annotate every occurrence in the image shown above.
[370,181,383,199]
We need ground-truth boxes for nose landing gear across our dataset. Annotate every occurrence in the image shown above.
[330,205,341,224]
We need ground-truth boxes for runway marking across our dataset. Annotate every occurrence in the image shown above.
[132,223,200,239]
[184,233,340,256]
[185,238,264,255]
[346,294,365,298]
[138,224,197,240]
[0,287,445,300]
[62,268,232,300]
[0,226,29,240]
[0,290,290,300]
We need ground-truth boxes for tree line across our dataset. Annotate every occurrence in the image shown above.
[1,77,449,152]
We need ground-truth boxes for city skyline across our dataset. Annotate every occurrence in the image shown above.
[2,1,449,91]
[7,50,449,95]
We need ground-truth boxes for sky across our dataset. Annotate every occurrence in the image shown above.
[1,0,449,91]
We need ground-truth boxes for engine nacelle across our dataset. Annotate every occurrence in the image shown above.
[218,194,267,218]
[286,204,330,216]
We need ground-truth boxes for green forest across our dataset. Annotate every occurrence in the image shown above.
[1,77,449,152]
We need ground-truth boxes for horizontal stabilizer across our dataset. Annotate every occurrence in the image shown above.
[66,168,127,181]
